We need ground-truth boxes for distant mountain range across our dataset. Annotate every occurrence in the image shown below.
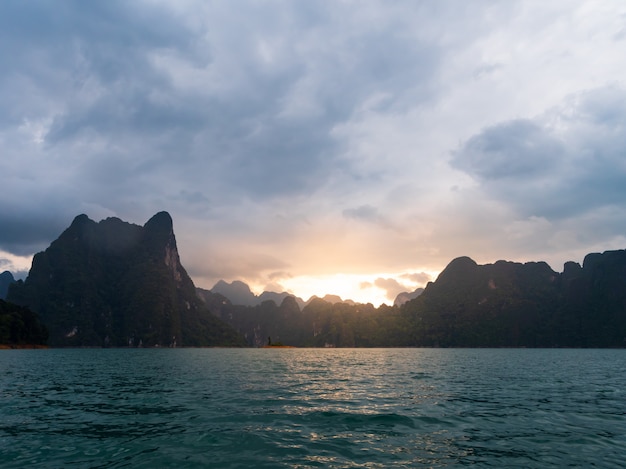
[208,280,305,308]
[3,211,626,348]
[7,212,243,347]
[207,279,422,308]
[198,252,626,348]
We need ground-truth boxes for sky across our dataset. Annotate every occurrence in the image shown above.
[2,1,626,306]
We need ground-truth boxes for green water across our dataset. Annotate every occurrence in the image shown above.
[1,348,624,468]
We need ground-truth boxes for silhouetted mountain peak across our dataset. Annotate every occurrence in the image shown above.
[582,249,626,272]
[279,295,301,313]
[211,280,257,306]
[435,256,478,284]
[61,214,97,244]
[144,211,174,234]
[0,271,16,300]
[563,261,582,275]
[320,294,339,303]
[8,212,243,347]
[69,213,93,227]
[394,287,424,306]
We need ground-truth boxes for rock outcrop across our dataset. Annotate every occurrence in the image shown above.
[8,212,244,347]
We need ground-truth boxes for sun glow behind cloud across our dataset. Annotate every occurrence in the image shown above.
[249,271,436,307]
[2,1,626,305]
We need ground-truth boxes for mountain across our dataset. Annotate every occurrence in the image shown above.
[198,287,406,348]
[0,271,15,299]
[259,291,305,309]
[308,294,356,306]
[12,211,624,349]
[210,280,260,306]
[402,252,626,347]
[402,257,561,347]
[201,250,626,348]
[209,280,307,308]
[559,250,626,346]
[394,288,424,306]
[209,280,356,309]
[7,212,244,347]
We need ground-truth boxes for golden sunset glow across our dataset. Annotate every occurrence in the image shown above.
[248,271,438,306]
[2,1,625,319]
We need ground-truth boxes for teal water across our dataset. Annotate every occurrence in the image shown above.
[1,348,624,468]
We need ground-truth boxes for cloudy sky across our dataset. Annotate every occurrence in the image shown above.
[2,1,626,305]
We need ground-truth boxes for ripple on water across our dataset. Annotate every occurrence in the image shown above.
[1,348,625,468]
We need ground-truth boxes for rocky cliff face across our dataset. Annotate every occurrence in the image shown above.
[8,212,244,347]
[559,250,626,346]
[402,252,626,347]
[198,250,626,348]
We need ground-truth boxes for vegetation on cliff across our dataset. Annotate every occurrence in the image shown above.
[0,299,48,346]
[7,210,626,348]
[202,251,626,348]
[8,212,244,347]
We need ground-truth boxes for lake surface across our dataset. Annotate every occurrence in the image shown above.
[1,348,624,468]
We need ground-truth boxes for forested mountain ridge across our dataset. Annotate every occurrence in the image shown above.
[5,209,626,348]
[403,257,562,347]
[404,251,626,347]
[208,280,306,308]
[7,212,244,347]
[206,280,364,309]
[202,251,626,348]
[198,288,401,347]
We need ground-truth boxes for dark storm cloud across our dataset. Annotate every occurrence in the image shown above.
[0,1,192,119]
[452,87,626,221]
[0,208,75,255]
[452,119,563,180]
[3,1,625,303]
[0,0,445,259]
[5,1,436,193]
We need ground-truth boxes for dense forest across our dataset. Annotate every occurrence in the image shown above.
[0,299,48,346]
[198,289,408,347]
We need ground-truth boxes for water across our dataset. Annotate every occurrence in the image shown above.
[1,348,624,468]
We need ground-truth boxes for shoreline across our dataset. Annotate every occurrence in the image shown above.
[0,344,49,349]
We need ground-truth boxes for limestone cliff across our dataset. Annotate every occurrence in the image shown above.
[8,212,244,347]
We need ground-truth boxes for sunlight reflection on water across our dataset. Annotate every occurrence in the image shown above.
[1,348,625,468]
